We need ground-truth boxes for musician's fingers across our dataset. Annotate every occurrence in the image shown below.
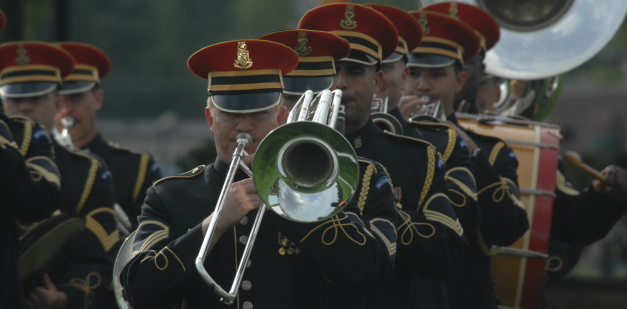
[233,179,257,194]
[41,274,56,292]
[28,290,45,309]
[242,152,255,166]
[603,166,615,192]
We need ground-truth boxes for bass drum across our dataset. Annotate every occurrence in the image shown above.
[457,113,560,309]
[113,231,136,309]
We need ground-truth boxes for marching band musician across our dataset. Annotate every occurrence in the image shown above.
[368,5,482,308]
[402,8,530,308]
[55,42,162,231]
[120,39,399,309]
[299,4,468,308]
[1,42,120,309]
[0,11,63,309]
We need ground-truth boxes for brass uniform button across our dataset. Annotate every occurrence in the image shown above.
[240,216,249,225]
[295,247,302,254]
[287,247,295,255]
[279,247,286,255]
[239,235,248,245]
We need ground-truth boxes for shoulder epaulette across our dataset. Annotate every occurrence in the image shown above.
[108,141,150,156]
[9,115,34,155]
[410,121,459,163]
[383,130,435,148]
[153,165,206,187]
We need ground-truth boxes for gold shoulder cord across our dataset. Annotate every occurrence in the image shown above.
[477,230,500,257]
[488,141,505,166]
[133,153,150,202]
[357,162,376,216]
[76,159,99,214]
[418,146,436,210]
[20,119,33,156]
[442,128,456,163]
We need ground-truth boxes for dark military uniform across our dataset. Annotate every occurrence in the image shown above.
[121,156,398,309]
[348,119,467,309]
[389,107,480,309]
[48,139,121,309]
[446,112,529,309]
[83,132,162,230]
[1,114,61,309]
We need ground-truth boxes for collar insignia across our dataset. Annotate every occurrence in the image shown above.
[353,136,362,149]
[295,31,313,56]
[340,4,358,30]
[419,12,431,36]
[16,45,31,65]
[448,3,459,19]
[233,41,253,69]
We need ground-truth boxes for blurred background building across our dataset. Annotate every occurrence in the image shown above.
[2,0,627,307]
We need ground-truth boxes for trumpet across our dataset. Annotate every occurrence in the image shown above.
[408,96,446,123]
[371,96,404,135]
[53,116,75,148]
[196,89,359,304]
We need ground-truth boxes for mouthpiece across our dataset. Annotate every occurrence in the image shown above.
[236,133,253,149]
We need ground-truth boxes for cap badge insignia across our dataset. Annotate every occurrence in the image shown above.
[353,136,362,149]
[340,4,358,30]
[448,3,459,19]
[419,12,431,36]
[16,45,31,65]
[233,41,253,69]
[295,31,313,56]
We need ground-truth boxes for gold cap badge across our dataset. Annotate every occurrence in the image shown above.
[16,45,31,65]
[340,4,358,30]
[419,12,431,36]
[233,41,253,69]
[448,3,459,19]
[295,31,313,56]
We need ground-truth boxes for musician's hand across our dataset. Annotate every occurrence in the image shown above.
[26,273,68,309]
[202,178,261,236]
[399,95,429,120]
[593,165,627,202]
[242,152,255,168]
[443,120,478,154]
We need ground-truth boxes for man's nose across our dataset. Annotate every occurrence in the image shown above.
[416,76,431,91]
[235,115,254,132]
[333,70,347,90]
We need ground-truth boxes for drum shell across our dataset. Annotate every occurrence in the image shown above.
[457,114,560,309]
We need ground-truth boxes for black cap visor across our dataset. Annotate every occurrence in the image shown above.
[59,81,96,95]
[211,91,282,113]
[407,53,456,68]
[0,82,58,98]
[383,51,405,64]
[283,76,333,95]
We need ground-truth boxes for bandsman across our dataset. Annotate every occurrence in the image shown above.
[401,8,530,308]
[1,42,120,309]
[55,42,162,231]
[299,3,467,308]
[120,39,399,309]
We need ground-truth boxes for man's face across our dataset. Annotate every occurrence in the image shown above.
[378,59,408,109]
[454,54,484,108]
[476,77,501,113]
[333,61,383,133]
[403,65,466,117]
[206,105,286,164]
[4,91,62,130]
[60,89,103,143]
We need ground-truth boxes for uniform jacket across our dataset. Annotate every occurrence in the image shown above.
[390,107,479,309]
[0,115,61,309]
[445,112,529,309]
[348,119,467,309]
[83,133,162,230]
[46,139,120,309]
[121,156,398,309]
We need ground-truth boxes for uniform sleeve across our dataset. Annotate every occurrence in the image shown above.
[550,161,627,247]
[0,117,61,222]
[56,159,121,309]
[121,186,209,309]
[474,142,529,247]
[264,159,398,292]
[444,133,480,237]
[396,149,468,281]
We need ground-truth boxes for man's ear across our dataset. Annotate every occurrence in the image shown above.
[455,71,467,94]
[401,66,409,91]
[94,89,104,111]
[373,70,384,93]
[205,107,215,134]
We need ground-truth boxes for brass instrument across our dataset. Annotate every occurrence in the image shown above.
[53,116,75,149]
[408,96,446,123]
[195,89,358,304]
[371,96,404,135]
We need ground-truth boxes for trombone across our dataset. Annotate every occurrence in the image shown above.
[196,89,359,304]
